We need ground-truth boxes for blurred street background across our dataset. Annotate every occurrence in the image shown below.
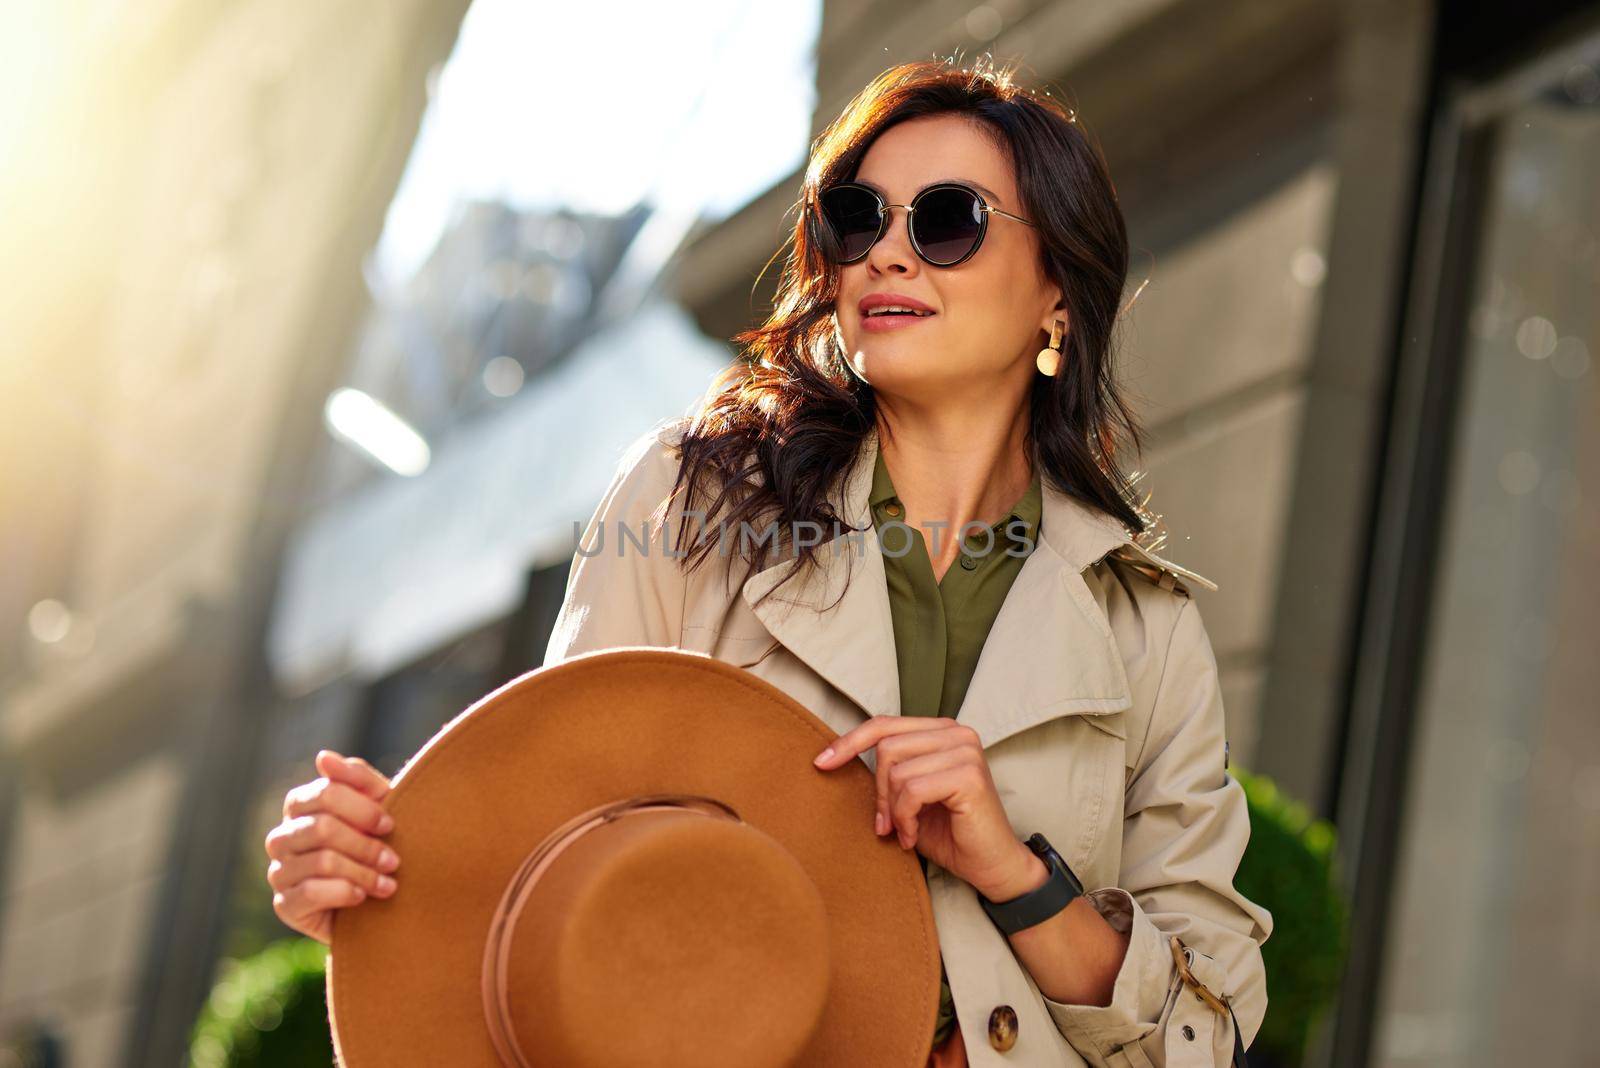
[1,0,1597,1065]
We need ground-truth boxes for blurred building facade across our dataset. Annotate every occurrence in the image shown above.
[0,1,471,1063]
[2,1,1598,1066]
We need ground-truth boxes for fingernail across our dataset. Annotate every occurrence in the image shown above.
[875,811,887,835]
[813,747,835,766]
[378,848,399,871]
[353,887,365,901]
[377,813,395,833]
[376,875,397,894]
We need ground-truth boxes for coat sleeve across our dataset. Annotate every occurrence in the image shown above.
[1040,594,1273,1067]
[543,423,693,665]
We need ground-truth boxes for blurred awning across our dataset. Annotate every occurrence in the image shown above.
[266,300,729,697]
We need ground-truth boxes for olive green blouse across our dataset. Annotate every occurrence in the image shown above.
[867,448,1043,1049]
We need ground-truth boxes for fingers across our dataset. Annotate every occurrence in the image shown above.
[267,846,398,901]
[873,729,955,838]
[272,877,372,933]
[265,809,396,876]
[884,751,970,848]
[264,752,397,945]
[316,750,392,802]
[283,777,393,836]
[813,715,951,768]
[264,811,401,941]
[872,723,980,837]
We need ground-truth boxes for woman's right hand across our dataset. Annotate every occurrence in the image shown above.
[264,749,401,945]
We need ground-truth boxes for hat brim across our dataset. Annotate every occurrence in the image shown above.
[327,647,942,1066]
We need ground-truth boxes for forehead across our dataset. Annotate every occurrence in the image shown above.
[852,114,1018,206]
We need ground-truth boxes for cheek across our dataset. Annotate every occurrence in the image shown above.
[944,272,1042,351]
[834,270,869,343]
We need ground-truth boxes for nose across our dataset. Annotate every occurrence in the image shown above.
[864,202,919,276]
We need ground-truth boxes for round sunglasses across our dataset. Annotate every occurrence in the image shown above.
[817,181,1036,267]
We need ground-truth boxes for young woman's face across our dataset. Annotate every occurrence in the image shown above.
[831,113,1064,405]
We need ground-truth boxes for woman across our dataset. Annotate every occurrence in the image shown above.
[266,59,1271,1067]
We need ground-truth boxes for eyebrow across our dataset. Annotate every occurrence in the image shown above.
[853,176,1008,208]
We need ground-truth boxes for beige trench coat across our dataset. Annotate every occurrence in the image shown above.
[544,420,1272,1068]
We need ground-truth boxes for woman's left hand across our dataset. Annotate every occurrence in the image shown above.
[813,717,1038,899]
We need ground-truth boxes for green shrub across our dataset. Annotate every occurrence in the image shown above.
[1232,765,1348,1065]
[187,937,333,1068]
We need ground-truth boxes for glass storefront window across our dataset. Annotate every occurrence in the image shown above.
[1370,60,1600,1067]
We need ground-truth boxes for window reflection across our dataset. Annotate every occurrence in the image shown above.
[1373,61,1600,1068]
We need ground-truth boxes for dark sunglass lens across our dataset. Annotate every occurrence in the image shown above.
[819,187,882,261]
[912,187,984,264]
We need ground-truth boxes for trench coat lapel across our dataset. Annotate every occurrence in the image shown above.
[960,471,1138,748]
[740,427,1140,747]
[740,429,901,720]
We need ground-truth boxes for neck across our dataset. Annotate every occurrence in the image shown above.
[873,400,1034,572]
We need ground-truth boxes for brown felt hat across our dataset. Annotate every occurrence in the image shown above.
[326,647,942,1067]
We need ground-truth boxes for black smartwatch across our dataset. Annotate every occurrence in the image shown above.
[978,832,1084,936]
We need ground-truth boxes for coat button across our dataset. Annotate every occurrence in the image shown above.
[960,554,976,570]
[885,501,903,517]
[987,1005,1018,1051]
[1182,1024,1196,1041]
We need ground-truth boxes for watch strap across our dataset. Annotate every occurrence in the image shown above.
[978,833,1083,936]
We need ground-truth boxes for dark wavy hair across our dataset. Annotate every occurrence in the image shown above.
[667,57,1154,605]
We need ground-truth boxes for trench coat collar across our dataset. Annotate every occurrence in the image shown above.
[740,426,1139,748]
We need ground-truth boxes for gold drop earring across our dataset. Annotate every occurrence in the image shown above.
[1035,319,1064,376]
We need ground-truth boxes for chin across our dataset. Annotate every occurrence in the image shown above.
[844,342,912,381]
[845,344,961,396]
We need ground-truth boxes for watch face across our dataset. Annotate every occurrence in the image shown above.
[1027,834,1083,894]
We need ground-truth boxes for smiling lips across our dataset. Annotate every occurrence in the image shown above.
[858,293,937,332]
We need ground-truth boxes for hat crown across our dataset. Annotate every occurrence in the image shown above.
[488,798,831,1068]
